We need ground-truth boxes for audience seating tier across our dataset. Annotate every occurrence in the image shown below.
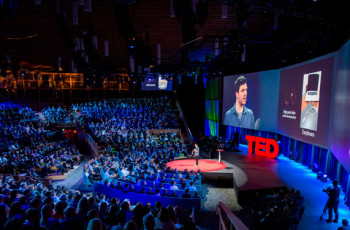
[94,182,201,210]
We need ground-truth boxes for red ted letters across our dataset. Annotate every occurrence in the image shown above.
[245,135,279,158]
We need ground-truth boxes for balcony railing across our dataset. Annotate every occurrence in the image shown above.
[0,72,130,90]
[217,202,249,230]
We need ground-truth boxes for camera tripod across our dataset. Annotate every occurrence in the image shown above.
[320,199,330,221]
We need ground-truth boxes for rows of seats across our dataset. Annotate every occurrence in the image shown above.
[0,174,198,230]
[74,98,204,215]
[94,182,201,210]
[105,176,201,197]
[0,102,81,177]
[238,187,305,230]
[1,98,202,229]
[109,173,201,187]
[41,106,74,124]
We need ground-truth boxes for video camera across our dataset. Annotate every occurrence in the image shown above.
[323,187,331,193]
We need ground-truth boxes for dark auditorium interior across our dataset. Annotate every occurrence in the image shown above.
[0,1,350,230]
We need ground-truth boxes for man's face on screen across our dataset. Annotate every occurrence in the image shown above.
[236,83,247,106]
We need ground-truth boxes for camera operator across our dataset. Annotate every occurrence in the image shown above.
[325,181,341,223]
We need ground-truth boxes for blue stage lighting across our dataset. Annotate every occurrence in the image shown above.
[321,174,328,182]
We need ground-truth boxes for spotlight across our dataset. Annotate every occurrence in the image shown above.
[321,174,328,182]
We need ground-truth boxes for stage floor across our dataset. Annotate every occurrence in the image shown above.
[166,145,285,191]
[203,145,286,191]
[166,159,227,172]
[200,144,350,229]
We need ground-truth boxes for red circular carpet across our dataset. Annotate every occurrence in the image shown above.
[166,159,227,172]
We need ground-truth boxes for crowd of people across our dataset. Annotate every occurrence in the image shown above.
[0,175,198,230]
[194,133,224,159]
[73,98,179,131]
[68,98,190,181]
[238,187,305,230]
[0,102,81,176]
[85,152,202,199]
[42,106,74,124]
[0,97,201,229]
[74,98,202,199]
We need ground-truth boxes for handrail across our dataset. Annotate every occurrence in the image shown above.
[217,206,227,230]
[217,202,249,230]
[76,122,99,157]
[176,99,194,146]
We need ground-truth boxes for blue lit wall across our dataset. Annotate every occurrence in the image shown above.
[204,78,220,136]
[330,40,350,173]
[205,119,219,137]
[205,100,220,122]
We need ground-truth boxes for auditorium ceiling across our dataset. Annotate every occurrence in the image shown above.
[0,0,349,75]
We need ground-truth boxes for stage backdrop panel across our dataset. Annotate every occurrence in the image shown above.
[205,100,220,122]
[205,78,220,100]
[205,119,219,136]
[222,70,279,132]
[205,78,221,136]
[277,56,334,148]
[330,40,350,173]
